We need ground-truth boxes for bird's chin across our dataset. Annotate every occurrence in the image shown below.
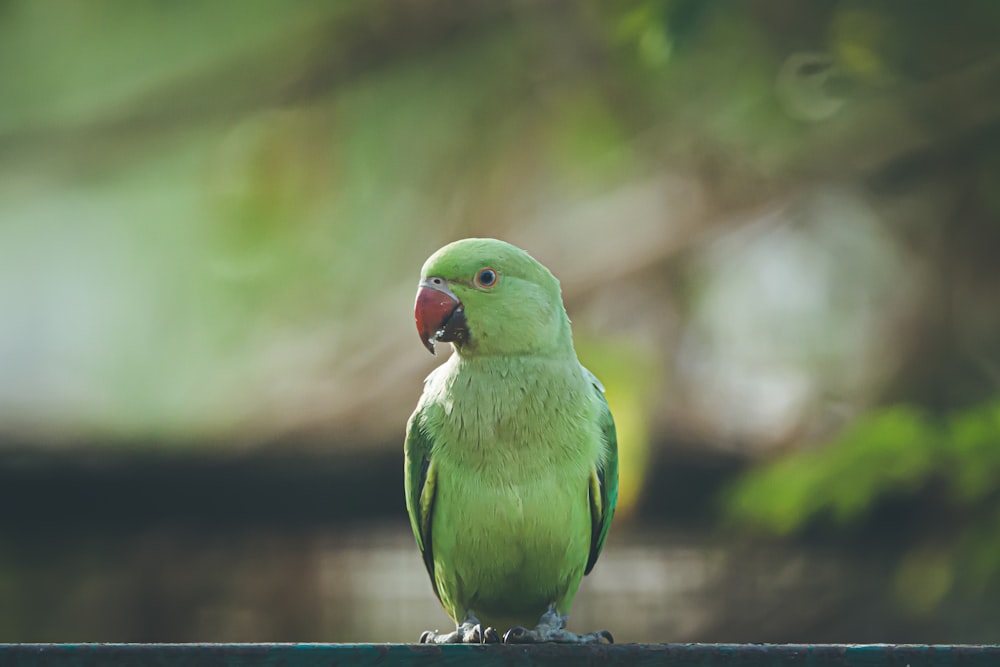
[434,306,468,347]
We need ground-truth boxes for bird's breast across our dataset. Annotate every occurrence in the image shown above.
[432,458,592,575]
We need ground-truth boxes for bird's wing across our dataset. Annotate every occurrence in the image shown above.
[404,403,440,600]
[584,369,619,575]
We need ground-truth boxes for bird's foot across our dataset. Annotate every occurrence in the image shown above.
[419,616,500,644]
[501,606,613,644]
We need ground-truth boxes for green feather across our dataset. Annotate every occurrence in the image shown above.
[404,407,438,600]
[585,372,618,576]
[404,238,619,630]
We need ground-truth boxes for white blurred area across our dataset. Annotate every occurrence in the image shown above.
[674,188,923,451]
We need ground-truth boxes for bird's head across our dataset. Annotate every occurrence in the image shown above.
[414,238,571,358]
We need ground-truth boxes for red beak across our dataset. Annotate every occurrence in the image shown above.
[414,279,463,354]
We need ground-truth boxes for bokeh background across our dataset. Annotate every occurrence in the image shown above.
[2,0,1000,644]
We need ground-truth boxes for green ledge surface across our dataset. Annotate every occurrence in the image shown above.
[1,643,999,667]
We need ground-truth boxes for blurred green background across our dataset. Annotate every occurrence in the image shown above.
[2,0,1000,643]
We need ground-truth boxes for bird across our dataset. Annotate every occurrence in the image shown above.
[404,238,618,644]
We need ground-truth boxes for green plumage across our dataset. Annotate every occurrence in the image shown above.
[404,238,618,633]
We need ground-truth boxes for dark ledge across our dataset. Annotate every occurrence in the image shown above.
[1,643,999,667]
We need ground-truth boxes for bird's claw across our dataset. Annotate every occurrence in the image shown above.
[503,626,531,643]
[419,621,500,644]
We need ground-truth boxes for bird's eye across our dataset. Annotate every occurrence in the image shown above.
[475,267,498,289]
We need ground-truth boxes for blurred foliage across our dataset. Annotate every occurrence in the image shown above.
[1,0,1000,644]
[2,0,999,448]
[728,398,1000,614]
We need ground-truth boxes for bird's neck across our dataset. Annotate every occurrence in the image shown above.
[452,330,577,362]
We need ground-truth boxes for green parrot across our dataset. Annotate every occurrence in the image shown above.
[404,238,618,644]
